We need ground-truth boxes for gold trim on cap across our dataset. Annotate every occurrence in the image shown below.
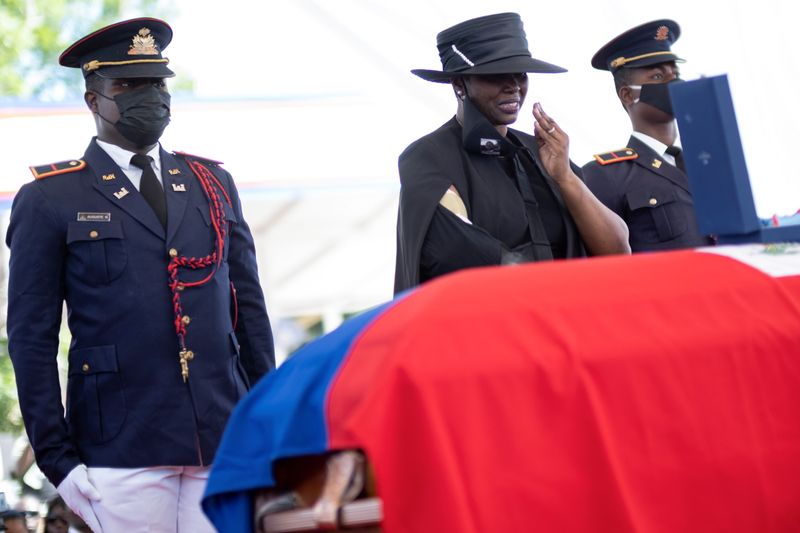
[83,58,170,72]
[610,51,673,69]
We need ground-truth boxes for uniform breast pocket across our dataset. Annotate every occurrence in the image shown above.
[66,345,127,444]
[626,188,688,243]
[196,203,238,260]
[66,220,128,284]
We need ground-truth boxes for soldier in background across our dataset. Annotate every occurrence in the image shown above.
[583,20,712,252]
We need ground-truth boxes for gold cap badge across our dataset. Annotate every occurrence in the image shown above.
[128,28,159,56]
[655,26,669,41]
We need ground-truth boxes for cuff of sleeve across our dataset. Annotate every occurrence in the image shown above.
[46,453,82,488]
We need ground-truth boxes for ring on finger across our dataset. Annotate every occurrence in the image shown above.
[547,126,556,134]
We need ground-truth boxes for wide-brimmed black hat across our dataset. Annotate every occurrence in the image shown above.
[59,17,175,79]
[591,19,683,72]
[412,12,566,83]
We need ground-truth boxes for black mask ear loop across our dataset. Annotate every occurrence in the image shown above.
[89,90,118,127]
[91,89,114,101]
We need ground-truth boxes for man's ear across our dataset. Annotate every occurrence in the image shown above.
[618,85,636,108]
[84,91,97,112]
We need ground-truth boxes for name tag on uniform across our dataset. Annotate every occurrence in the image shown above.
[77,212,111,222]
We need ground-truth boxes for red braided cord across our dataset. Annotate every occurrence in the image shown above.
[167,159,233,353]
[206,171,232,208]
[192,165,226,266]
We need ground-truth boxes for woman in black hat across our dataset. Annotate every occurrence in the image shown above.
[394,13,630,293]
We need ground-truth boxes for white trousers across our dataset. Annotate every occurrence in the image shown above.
[87,466,216,533]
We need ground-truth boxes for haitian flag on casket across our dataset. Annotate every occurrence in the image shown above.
[203,245,800,533]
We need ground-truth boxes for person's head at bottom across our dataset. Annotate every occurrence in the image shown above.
[1,513,29,533]
[44,515,68,533]
[45,496,88,533]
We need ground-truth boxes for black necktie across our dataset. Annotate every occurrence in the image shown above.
[130,154,167,229]
[665,145,686,173]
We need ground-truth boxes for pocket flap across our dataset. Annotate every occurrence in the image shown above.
[69,345,119,375]
[197,203,238,226]
[626,188,678,210]
[196,204,211,226]
[223,203,238,223]
[67,220,124,244]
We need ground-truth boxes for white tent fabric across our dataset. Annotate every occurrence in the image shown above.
[1,0,798,352]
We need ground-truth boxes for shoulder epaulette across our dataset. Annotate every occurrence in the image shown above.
[29,159,86,180]
[172,151,224,166]
[593,148,638,166]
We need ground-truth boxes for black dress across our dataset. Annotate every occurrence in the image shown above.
[395,98,586,294]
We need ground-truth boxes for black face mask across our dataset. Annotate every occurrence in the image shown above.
[630,78,684,116]
[94,85,171,147]
[461,95,518,157]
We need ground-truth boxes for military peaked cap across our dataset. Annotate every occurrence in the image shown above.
[59,17,175,78]
[591,19,683,72]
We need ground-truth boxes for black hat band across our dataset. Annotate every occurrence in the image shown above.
[610,50,675,69]
[83,57,170,73]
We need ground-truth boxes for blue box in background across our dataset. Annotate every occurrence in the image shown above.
[669,75,800,243]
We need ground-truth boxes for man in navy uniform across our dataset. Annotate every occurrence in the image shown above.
[583,20,711,252]
[6,18,274,532]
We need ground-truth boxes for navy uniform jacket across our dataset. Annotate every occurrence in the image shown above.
[6,139,275,486]
[583,135,708,252]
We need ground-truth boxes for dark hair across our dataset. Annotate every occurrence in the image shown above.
[84,72,104,92]
[612,68,634,93]
[612,68,636,111]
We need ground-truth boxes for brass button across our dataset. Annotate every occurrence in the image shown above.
[649,198,658,206]
[176,283,185,292]
[169,248,178,258]
[89,230,99,238]
[82,363,90,372]
[181,315,191,325]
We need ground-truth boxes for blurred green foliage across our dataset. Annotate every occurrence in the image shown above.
[0,0,186,100]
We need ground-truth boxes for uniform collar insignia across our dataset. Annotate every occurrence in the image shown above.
[113,187,129,199]
[102,173,116,181]
[172,183,186,192]
[168,168,181,175]
[652,158,663,168]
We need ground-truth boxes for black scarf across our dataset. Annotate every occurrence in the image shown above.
[460,96,554,261]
